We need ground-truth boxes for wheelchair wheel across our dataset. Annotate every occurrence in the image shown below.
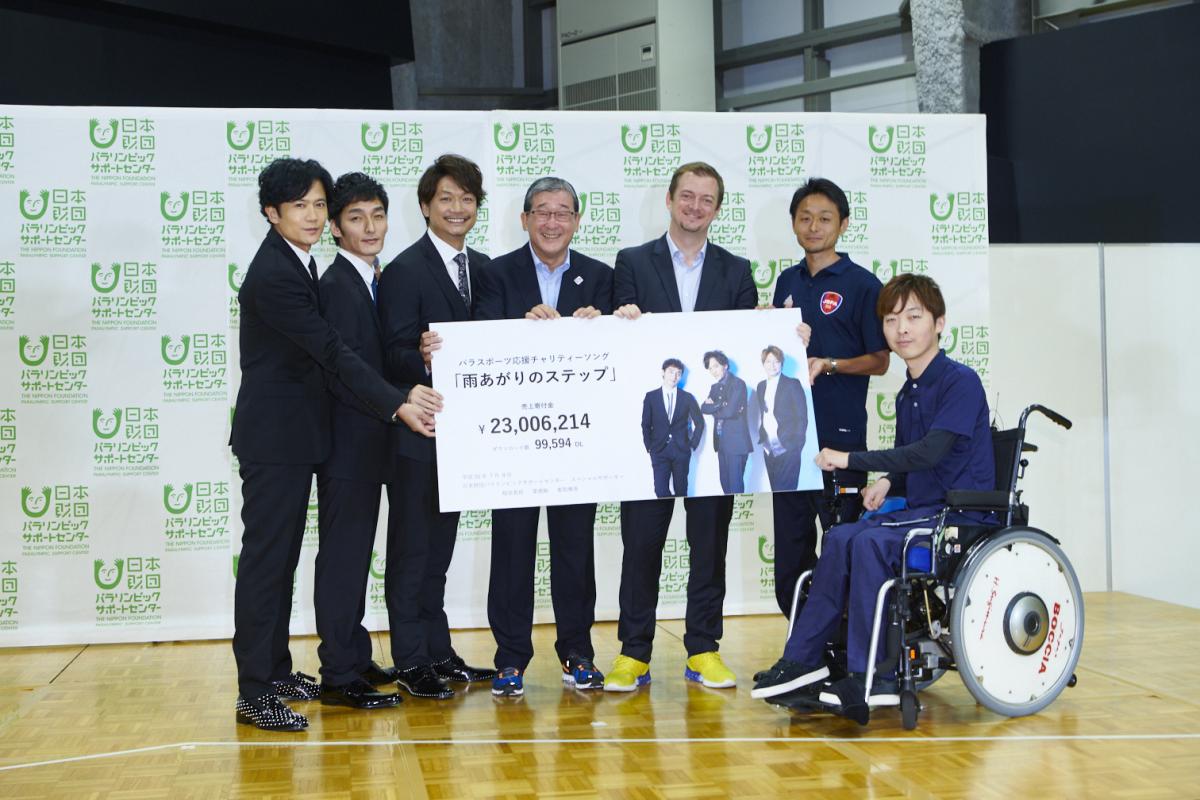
[900,690,919,730]
[949,527,1084,717]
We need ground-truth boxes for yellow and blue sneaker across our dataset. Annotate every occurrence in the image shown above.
[685,652,736,689]
[603,655,651,692]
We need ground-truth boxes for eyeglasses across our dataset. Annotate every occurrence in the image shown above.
[528,209,576,223]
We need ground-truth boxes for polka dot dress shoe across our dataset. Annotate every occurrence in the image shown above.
[360,660,399,686]
[396,664,456,699]
[271,671,320,701]
[236,693,308,732]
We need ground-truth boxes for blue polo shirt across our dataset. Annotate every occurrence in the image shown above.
[895,350,994,509]
[773,254,886,449]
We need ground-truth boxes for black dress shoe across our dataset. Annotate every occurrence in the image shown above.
[272,671,320,700]
[434,654,496,683]
[236,693,308,731]
[320,678,402,709]
[360,661,398,686]
[396,664,455,699]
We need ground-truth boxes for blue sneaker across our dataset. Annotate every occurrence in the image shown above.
[562,655,605,690]
[491,667,524,696]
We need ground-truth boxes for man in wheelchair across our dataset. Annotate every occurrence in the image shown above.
[751,273,996,723]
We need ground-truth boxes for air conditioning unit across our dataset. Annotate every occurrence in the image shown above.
[557,0,715,111]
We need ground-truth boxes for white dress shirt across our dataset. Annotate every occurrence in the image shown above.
[665,233,706,313]
[426,230,471,298]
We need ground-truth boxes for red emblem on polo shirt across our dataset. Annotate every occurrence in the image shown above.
[820,291,843,315]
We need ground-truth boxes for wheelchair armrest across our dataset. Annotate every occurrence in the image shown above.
[946,489,1011,509]
[861,496,907,520]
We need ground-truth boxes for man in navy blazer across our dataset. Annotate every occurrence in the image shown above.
[473,176,613,697]
[376,154,496,700]
[230,159,430,731]
[755,345,809,491]
[641,358,704,498]
[313,172,406,711]
[700,350,753,494]
[605,162,756,693]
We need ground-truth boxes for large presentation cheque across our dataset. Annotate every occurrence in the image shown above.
[431,309,823,511]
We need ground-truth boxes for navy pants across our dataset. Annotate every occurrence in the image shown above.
[782,508,936,674]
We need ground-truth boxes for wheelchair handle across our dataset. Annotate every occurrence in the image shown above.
[1021,404,1072,431]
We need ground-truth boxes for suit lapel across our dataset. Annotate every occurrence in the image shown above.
[333,255,380,333]
[420,234,469,319]
[269,228,319,301]
[555,251,584,314]
[694,245,722,312]
[652,236,683,313]
[513,245,543,313]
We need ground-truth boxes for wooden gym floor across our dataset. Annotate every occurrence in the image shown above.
[0,591,1197,799]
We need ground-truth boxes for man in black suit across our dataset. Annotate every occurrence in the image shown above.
[377,154,496,700]
[605,162,756,693]
[231,158,431,731]
[473,176,613,697]
[641,358,704,498]
[699,350,752,494]
[755,345,809,491]
[313,172,406,710]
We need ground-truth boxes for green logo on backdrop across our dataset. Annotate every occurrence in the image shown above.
[620,124,648,153]
[88,119,118,149]
[17,335,48,366]
[18,190,48,221]
[746,125,772,154]
[361,123,388,152]
[227,263,244,292]
[757,535,775,564]
[876,393,897,421]
[751,260,777,290]
[90,262,119,293]
[92,408,123,440]
[369,550,386,580]
[93,558,124,590]
[226,121,255,151]
[20,486,51,518]
[232,555,239,578]
[163,483,194,515]
[160,191,190,222]
[493,123,520,152]
[160,334,191,366]
[942,326,959,354]
[929,193,955,222]
[868,125,895,154]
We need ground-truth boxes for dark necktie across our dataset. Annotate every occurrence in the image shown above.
[308,257,321,311]
[453,252,470,308]
[372,262,381,305]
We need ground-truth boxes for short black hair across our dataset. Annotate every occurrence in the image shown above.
[417,154,486,218]
[662,358,684,372]
[703,350,729,369]
[788,177,850,222]
[257,158,333,220]
[329,172,389,244]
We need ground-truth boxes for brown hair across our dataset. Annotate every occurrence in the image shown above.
[761,345,784,363]
[877,273,946,320]
[417,154,487,212]
[668,161,725,208]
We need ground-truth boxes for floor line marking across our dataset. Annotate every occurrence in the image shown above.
[3,733,1200,772]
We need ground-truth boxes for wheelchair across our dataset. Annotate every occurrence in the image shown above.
[782,404,1084,730]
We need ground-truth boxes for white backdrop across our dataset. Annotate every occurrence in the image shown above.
[0,106,988,645]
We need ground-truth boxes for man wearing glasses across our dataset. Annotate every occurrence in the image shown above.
[473,176,614,696]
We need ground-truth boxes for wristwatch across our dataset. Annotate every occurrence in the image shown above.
[827,358,839,375]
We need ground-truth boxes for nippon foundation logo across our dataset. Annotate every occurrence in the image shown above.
[941,322,991,380]
[868,123,927,188]
[228,262,245,329]
[94,556,163,627]
[368,550,387,612]
[302,481,319,548]
[0,114,13,185]
[659,537,691,602]
[593,502,620,538]
[90,261,158,330]
[929,191,988,256]
[746,123,806,187]
[18,333,88,404]
[464,205,490,252]
[494,121,556,187]
[621,121,681,187]
[573,190,623,261]
[18,188,87,257]
[708,190,748,254]
[88,116,157,186]
[870,257,929,283]
[360,121,424,185]
[730,495,755,531]
[757,534,775,601]
[91,406,160,477]
[839,189,870,250]
[226,119,293,186]
[160,332,228,403]
[0,259,13,331]
[457,509,492,542]
[874,392,897,449]
[160,189,225,258]
[534,540,552,609]
[0,559,18,630]
[0,408,14,479]
[18,484,90,557]
[163,480,232,552]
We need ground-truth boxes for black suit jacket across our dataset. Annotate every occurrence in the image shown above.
[319,254,392,482]
[756,374,808,453]
[474,244,613,320]
[231,228,404,465]
[378,232,490,463]
[613,234,756,314]
[701,373,753,455]
[642,387,704,456]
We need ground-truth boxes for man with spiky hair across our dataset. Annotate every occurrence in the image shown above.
[231,158,430,732]
[377,154,497,700]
